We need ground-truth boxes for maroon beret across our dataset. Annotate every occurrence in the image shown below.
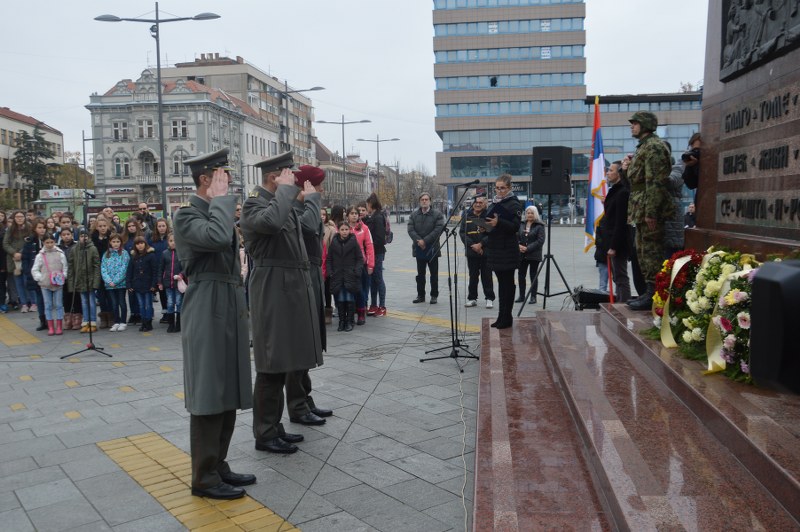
[294,165,326,187]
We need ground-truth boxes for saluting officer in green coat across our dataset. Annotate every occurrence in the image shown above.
[172,148,255,500]
[240,152,324,455]
[285,165,333,426]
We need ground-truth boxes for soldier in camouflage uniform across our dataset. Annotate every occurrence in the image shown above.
[623,111,673,310]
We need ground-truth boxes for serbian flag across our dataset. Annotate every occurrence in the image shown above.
[584,95,606,252]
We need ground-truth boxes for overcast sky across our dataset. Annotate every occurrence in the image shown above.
[3,0,708,173]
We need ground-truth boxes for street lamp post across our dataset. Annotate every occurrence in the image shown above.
[278,82,324,155]
[95,3,220,219]
[316,116,370,205]
[382,162,401,223]
[356,134,399,195]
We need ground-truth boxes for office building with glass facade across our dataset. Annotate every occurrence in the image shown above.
[433,0,701,212]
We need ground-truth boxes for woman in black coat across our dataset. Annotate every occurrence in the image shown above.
[516,205,546,305]
[326,222,364,331]
[595,162,631,302]
[485,174,523,329]
[363,193,387,315]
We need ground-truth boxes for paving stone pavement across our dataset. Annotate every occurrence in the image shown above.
[0,225,601,531]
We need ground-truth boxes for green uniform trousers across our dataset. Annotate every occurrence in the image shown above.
[285,370,315,418]
[635,221,665,283]
[253,372,287,442]
[190,411,236,489]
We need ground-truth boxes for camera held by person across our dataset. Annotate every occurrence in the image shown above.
[681,147,700,164]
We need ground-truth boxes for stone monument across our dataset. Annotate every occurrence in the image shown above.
[687,0,800,255]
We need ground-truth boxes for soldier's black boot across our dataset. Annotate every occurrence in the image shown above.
[166,314,175,333]
[337,304,346,332]
[628,282,655,311]
[345,302,355,332]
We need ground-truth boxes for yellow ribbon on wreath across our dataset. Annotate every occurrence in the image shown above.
[704,270,751,375]
[659,255,693,348]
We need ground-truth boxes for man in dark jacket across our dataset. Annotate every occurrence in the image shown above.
[136,202,158,232]
[407,193,445,304]
[240,152,325,455]
[459,194,494,308]
[173,148,255,500]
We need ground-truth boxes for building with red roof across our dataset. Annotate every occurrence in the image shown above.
[0,107,65,208]
[86,69,278,208]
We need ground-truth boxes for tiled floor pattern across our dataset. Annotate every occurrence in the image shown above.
[98,432,298,532]
[390,309,481,333]
[0,314,41,346]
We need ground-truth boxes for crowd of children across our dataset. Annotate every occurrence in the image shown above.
[2,208,184,336]
[4,195,391,338]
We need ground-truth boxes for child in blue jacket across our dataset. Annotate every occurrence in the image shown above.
[102,233,130,331]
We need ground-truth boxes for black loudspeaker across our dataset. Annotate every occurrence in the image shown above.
[570,285,609,310]
[750,261,800,393]
[531,146,572,195]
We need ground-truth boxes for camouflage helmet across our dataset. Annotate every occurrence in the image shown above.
[628,111,658,132]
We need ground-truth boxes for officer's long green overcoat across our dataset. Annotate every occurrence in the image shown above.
[173,194,252,416]
[240,184,323,373]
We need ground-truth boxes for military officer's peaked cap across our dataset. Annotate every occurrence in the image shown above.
[184,148,231,176]
[255,151,295,174]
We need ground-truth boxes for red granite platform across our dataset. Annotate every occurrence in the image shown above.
[475,306,800,531]
[474,320,611,531]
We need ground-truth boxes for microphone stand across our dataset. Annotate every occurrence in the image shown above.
[420,182,478,372]
[62,190,111,360]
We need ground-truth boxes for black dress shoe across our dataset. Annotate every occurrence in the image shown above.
[290,412,326,425]
[515,296,525,303]
[311,407,333,418]
[494,319,513,329]
[191,482,245,500]
[278,431,305,443]
[429,296,437,304]
[220,471,256,487]
[255,437,298,454]
[412,296,425,304]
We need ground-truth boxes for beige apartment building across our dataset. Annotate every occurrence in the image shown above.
[160,54,317,168]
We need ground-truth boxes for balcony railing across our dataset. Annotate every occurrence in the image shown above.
[135,174,160,184]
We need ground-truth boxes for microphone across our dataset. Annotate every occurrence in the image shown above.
[455,179,480,187]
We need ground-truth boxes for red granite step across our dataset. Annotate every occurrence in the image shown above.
[600,303,800,522]
[537,309,799,530]
[473,319,611,531]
